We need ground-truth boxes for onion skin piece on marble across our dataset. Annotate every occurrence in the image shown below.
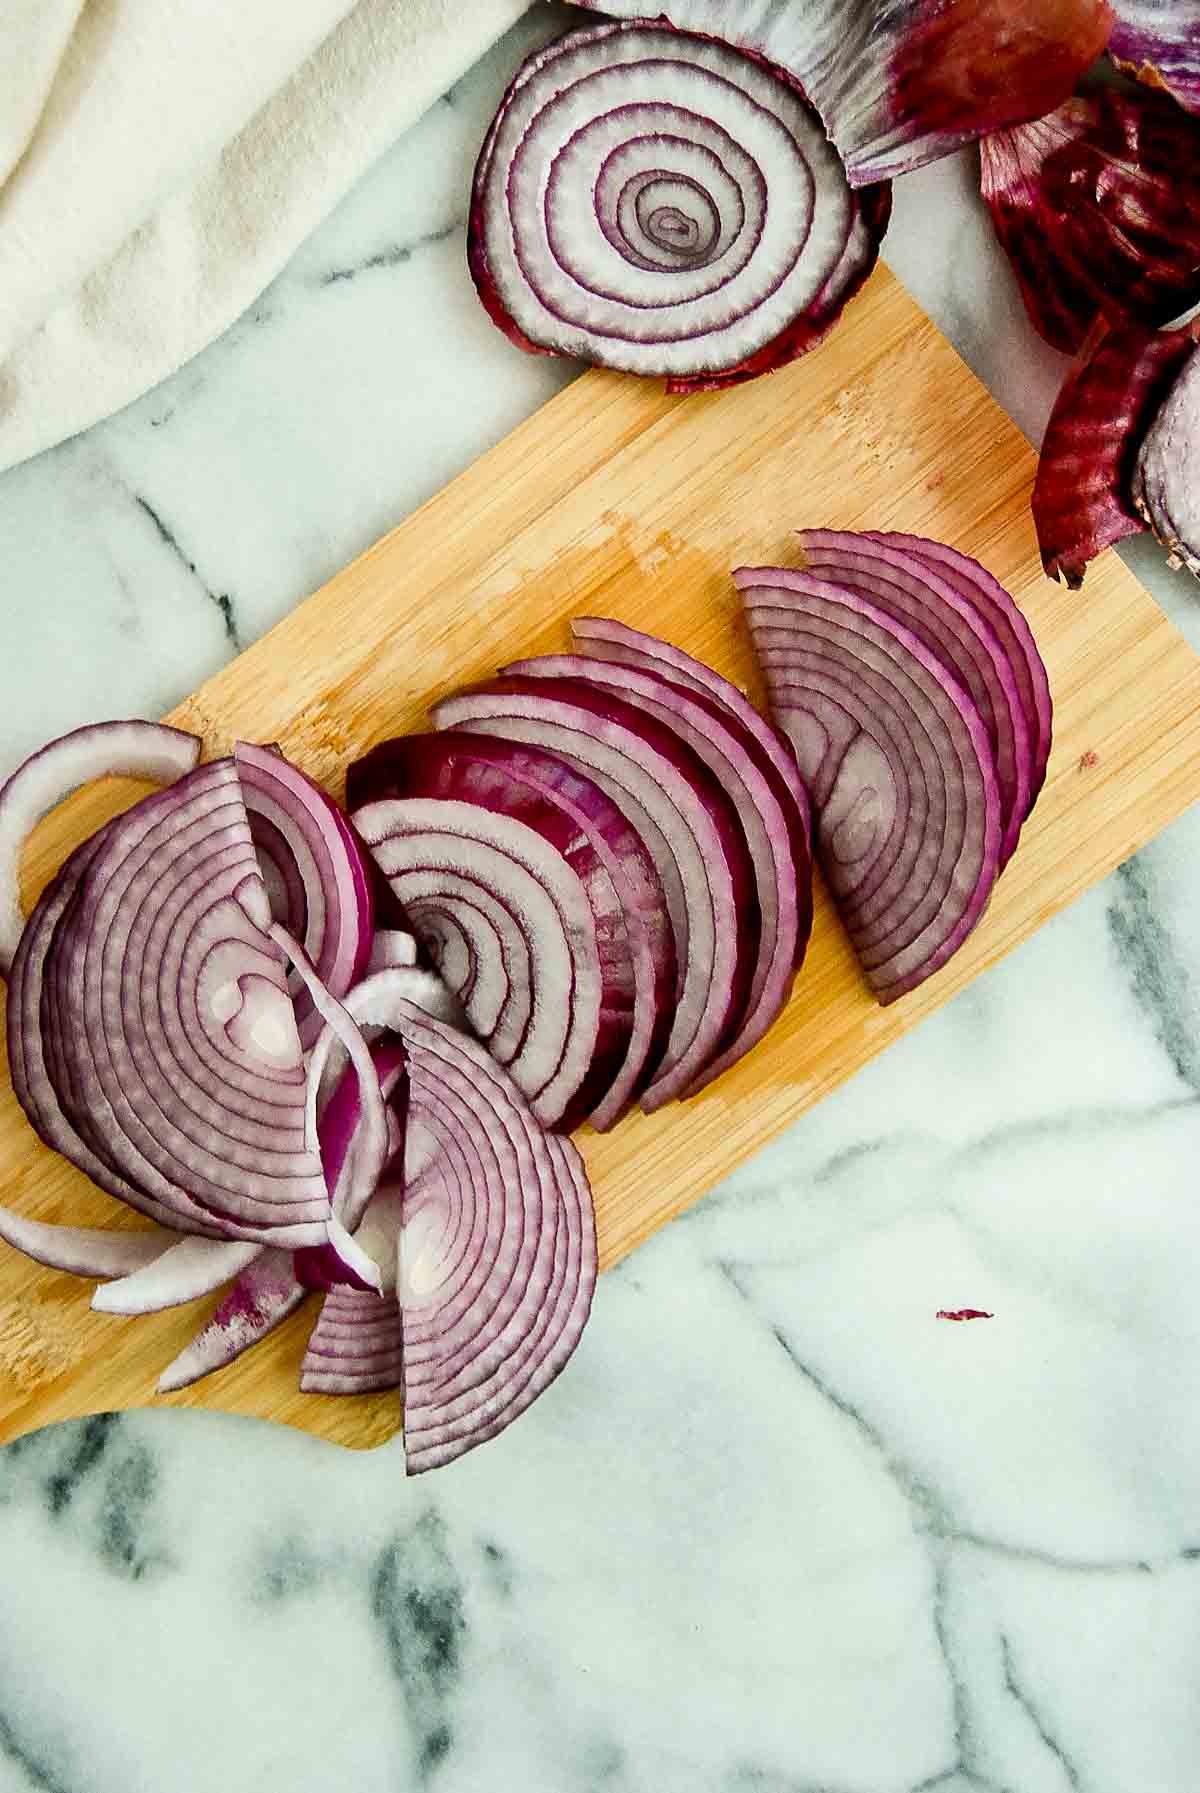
[1033,317,1200,586]
[980,88,1200,357]
[740,566,1004,1003]
[469,21,884,390]
[1109,1,1200,117]
[562,0,1113,186]
[1131,341,1200,577]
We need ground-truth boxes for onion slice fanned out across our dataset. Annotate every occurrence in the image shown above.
[739,566,1004,1003]
[981,88,1200,357]
[1033,318,1200,587]
[562,0,1113,185]
[1109,1,1200,117]
[469,20,888,390]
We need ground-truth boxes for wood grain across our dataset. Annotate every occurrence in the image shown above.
[4,265,1199,1450]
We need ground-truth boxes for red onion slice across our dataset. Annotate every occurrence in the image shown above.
[431,675,756,1110]
[1109,2,1200,117]
[1132,342,1200,577]
[91,1237,262,1316]
[236,743,373,1051]
[304,965,463,1138]
[1033,319,1200,588]
[739,568,1003,1002]
[504,651,806,1092]
[0,721,200,978]
[562,0,1112,186]
[351,785,618,1132]
[156,1247,306,1393]
[350,733,675,1128]
[300,1286,403,1396]
[796,531,1033,865]
[470,21,868,385]
[367,930,418,971]
[0,1207,179,1280]
[981,89,1200,357]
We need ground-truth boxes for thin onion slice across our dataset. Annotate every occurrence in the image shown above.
[236,743,374,1050]
[300,1286,403,1395]
[350,733,674,1128]
[1033,317,1200,587]
[304,965,463,1138]
[739,567,1003,1002]
[470,21,875,387]
[0,721,200,978]
[562,0,1111,186]
[796,531,1033,865]
[981,89,1200,357]
[1109,2,1200,118]
[368,930,418,971]
[0,1207,180,1281]
[431,674,756,1110]
[1132,342,1200,577]
[504,650,806,1093]
[156,1248,306,1393]
[91,1237,262,1316]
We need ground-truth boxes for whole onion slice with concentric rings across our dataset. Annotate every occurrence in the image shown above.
[739,567,1003,1003]
[469,21,888,389]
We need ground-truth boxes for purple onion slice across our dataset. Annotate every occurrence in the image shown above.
[0,1207,180,1281]
[300,1286,404,1396]
[431,674,756,1111]
[561,1,1111,185]
[470,21,879,388]
[350,732,675,1129]
[796,531,1033,865]
[739,568,1003,1002]
[504,650,806,1093]
[1109,2,1200,117]
[156,1248,306,1394]
[90,1237,262,1316]
[1132,343,1200,578]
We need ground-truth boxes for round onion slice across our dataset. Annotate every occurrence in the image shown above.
[300,1286,403,1396]
[349,733,675,1127]
[738,567,1003,1002]
[0,721,200,978]
[91,1237,262,1316]
[156,1247,306,1394]
[393,1003,596,1476]
[431,675,755,1111]
[236,743,374,1050]
[1133,342,1200,578]
[796,531,1033,865]
[350,783,619,1132]
[469,21,867,385]
[503,650,807,1093]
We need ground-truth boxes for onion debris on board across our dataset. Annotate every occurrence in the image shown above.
[981,86,1200,357]
[469,20,891,391]
[740,534,1051,1002]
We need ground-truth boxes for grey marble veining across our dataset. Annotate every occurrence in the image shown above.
[2,7,1200,1790]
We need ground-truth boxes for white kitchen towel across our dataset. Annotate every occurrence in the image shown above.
[0,0,534,474]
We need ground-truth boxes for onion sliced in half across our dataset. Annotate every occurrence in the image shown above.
[1033,318,1200,587]
[796,531,1033,865]
[350,776,620,1132]
[91,1237,262,1316]
[470,21,880,388]
[1109,2,1200,118]
[1132,342,1200,578]
[350,733,674,1128]
[432,675,755,1111]
[156,1248,306,1393]
[300,1286,403,1396]
[395,1004,596,1476]
[504,651,806,1092]
[562,0,1111,185]
[236,743,373,1050]
[0,721,200,979]
[981,89,1200,357]
[739,568,1002,1002]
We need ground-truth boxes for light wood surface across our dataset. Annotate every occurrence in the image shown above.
[3,265,1199,1450]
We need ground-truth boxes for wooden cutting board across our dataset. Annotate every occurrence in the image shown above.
[3,264,1199,1451]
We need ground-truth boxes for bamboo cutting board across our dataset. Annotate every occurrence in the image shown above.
[3,264,1200,1450]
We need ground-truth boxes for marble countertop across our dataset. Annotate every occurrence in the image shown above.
[3,10,1200,1790]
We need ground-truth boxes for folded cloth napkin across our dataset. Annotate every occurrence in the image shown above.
[0,0,533,473]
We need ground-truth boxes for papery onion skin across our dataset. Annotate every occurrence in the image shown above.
[981,88,1200,357]
[469,21,872,388]
[1033,317,1200,586]
[1109,0,1200,117]
[563,0,1113,185]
